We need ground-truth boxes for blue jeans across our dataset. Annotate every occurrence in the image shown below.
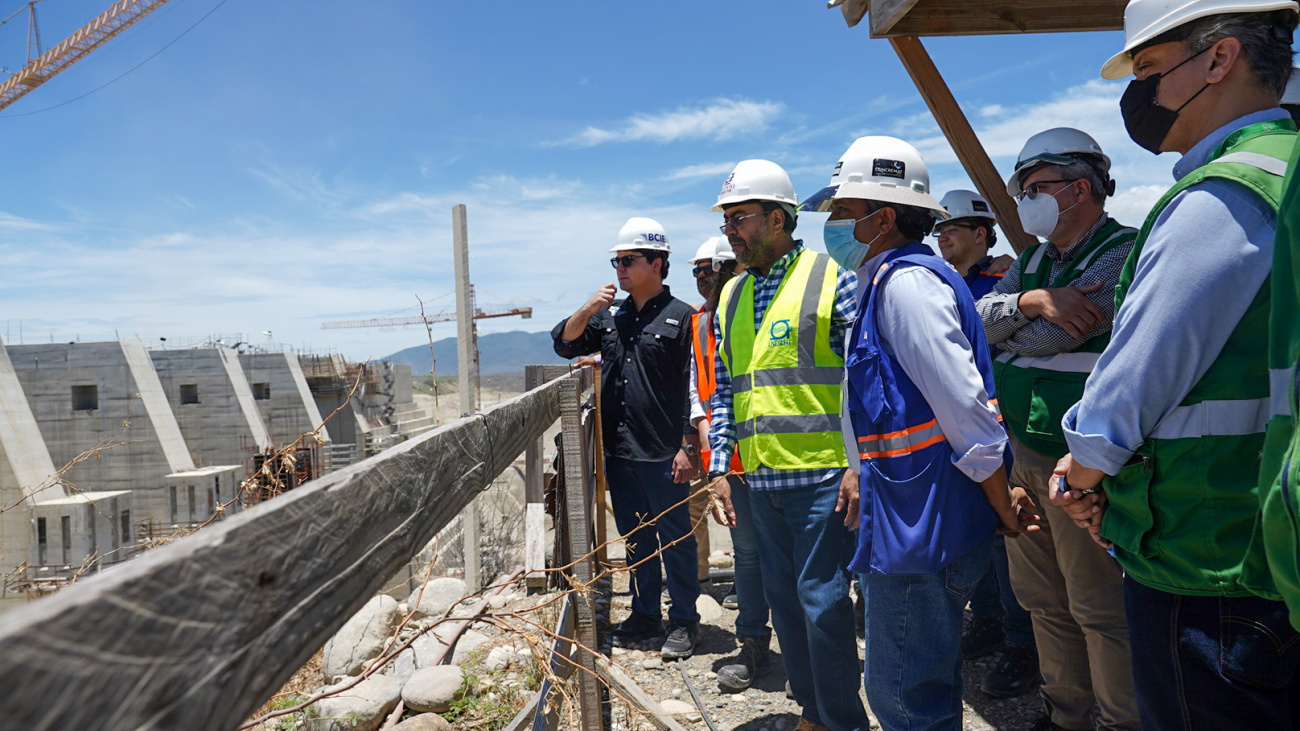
[968,535,1035,646]
[1125,576,1300,730]
[750,472,867,731]
[863,533,994,731]
[728,475,771,638]
[606,457,700,623]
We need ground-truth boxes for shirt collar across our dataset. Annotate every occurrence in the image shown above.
[965,255,994,279]
[621,285,674,316]
[1172,108,1289,181]
[1047,213,1108,262]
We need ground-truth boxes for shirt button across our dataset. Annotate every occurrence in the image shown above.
[626,358,631,363]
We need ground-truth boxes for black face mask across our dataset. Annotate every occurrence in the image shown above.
[1119,46,1211,153]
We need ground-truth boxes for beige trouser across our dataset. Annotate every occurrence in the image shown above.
[1004,435,1140,731]
[689,477,711,581]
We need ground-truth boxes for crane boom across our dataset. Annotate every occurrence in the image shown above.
[321,306,533,330]
[0,0,173,111]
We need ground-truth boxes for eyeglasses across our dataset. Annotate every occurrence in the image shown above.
[718,211,764,234]
[1016,179,1076,202]
[610,254,645,269]
[692,264,716,278]
[932,223,975,238]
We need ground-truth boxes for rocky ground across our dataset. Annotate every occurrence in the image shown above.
[596,554,1048,731]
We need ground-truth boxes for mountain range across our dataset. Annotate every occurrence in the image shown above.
[383,330,570,376]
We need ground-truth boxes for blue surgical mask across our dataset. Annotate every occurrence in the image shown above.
[823,212,879,270]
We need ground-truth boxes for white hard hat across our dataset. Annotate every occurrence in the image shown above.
[610,217,670,253]
[1006,128,1113,197]
[1101,0,1299,79]
[800,136,948,219]
[711,159,798,212]
[688,236,736,264]
[939,190,997,224]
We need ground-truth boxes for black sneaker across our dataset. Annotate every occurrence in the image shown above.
[612,611,663,648]
[1027,716,1067,731]
[961,616,1005,659]
[981,644,1042,698]
[722,591,739,610]
[717,635,771,691]
[660,619,699,660]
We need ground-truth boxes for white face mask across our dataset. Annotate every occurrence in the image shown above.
[1016,181,1079,239]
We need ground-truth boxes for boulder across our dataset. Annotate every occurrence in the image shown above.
[696,594,724,624]
[392,714,452,731]
[322,595,402,678]
[708,551,734,569]
[483,646,512,672]
[450,630,489,665]
[308,675,403,731]
[385,630,450,684]
[659,699,698,714]
[411,577,468,619]
[402,665,465,713]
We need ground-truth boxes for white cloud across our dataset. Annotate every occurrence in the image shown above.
[662,162,736,181]
[558,98,784,147]
[471,174,582,201]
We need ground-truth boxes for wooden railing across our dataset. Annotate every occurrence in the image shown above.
[0,367,593,731]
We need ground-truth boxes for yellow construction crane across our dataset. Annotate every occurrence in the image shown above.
[0,0,173,111]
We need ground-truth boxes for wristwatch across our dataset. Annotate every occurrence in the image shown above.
[680,444,699,456]
[708,470,728,482]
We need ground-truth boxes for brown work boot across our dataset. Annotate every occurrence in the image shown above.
[792,718,827,731]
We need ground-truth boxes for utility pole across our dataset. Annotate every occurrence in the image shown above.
[452,204,480,594]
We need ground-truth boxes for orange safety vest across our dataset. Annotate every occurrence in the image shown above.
[692,308,744,473]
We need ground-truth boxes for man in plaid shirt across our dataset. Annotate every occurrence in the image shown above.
[703,160,865,731]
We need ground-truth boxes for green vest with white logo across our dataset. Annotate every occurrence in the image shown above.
[1257,130,1300,624]
[716,248,848,471]
[993,217,1137,458]
[1102,118,1296,597]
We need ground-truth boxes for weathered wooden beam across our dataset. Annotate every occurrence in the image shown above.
[594,656,691,731]
[868,0,1125,37]
[889,35,1038,254]
[868,0,920,37]
[0,372,571,731]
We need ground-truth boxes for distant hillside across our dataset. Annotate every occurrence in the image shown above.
[384,330,570,376]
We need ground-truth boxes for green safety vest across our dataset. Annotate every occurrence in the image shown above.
[1257,131,1300,625]
[1102,118,1296,597]
[716,248,848,471]
[993,217,1137,458]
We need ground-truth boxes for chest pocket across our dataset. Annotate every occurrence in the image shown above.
[639,322,681,355]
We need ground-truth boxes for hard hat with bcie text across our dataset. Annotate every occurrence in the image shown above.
[688,236,736,264]
[799,136,948,219]
[1101,0,1298,79]
[610,217,670,253]
[712,160,798,212]
[940,190,997,224]
[1007,127,1113,197]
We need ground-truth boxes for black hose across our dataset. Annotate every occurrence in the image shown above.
[678,657,721,731]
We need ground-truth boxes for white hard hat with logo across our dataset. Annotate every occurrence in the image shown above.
[688,236,736,264]
[1101,0,1299,79]
[799,136,948,219]
[610,217,671,253]
[939,190,998,224]
[711,159,798,212]
[1006,127,1113,197]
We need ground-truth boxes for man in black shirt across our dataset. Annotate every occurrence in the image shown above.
[552,217,701,659]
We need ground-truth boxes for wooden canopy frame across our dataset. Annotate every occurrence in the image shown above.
[829,0,1127,252]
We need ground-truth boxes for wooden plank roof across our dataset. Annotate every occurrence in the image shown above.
[831,0,1126,38]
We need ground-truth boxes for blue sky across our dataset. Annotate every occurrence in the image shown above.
[0,0,1255,361]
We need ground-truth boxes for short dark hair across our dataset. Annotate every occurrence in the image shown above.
[870,202,936,241]
[759,201,798,234]
[1054,159,1111,204]
[967,221,998,249]
[637,249,669,279]
[1151,10,1298,97]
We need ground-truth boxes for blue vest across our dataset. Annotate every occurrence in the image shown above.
[965,271,1002,300]
[847,242,1003,575]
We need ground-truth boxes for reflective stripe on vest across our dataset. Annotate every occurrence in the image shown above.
[994,349,1101,373]
[856,398,1002,459]
[1150,397,1272,440]
[736,412,843,441]
[1274,367,1295,418]
[733,366,843,393]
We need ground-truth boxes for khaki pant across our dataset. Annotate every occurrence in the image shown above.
[1004,435,1140,731]
[689,478,711,581]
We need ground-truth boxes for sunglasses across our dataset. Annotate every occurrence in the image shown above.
[692,264,717,277]
[718,211,764,234]
[610,254,645,269]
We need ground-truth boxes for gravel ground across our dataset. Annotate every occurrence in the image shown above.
[597,568,1048,731]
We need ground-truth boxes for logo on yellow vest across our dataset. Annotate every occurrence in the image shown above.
[769,319,791,347]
